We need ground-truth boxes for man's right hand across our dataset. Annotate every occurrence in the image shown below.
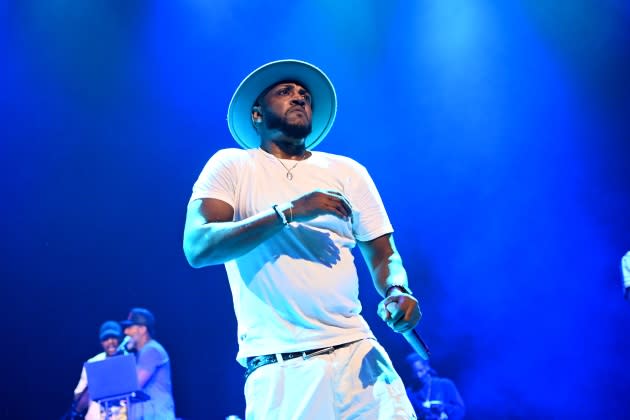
[290,190,352,222]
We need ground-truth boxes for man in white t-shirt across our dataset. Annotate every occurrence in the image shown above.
[71,321,122,420]
[184,59,421,419]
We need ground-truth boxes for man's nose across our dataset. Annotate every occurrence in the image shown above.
[290,96,306,106]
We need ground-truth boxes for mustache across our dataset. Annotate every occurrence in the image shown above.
[287,105,306,114]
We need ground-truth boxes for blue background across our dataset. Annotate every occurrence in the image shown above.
[2,1,630,419]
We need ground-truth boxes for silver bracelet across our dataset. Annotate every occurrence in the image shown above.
[272,204,288,226]
[385,284,413,297]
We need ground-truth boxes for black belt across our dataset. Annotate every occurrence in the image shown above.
[245,339,361,379]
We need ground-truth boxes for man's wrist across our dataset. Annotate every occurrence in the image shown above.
[272,202,294,226]
[272,204,288,225]
[385,284,413,297]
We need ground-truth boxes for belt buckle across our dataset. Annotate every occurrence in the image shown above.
[302,346,334,360]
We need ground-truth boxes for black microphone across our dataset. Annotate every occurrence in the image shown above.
[115,336,132,355]
[386,302,431,360]
[403,329,431,360]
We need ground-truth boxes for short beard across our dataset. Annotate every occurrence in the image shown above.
[265,112,312,139]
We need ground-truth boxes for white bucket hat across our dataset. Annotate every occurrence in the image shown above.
[227,59,337,150]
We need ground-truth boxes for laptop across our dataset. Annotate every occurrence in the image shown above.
[85,354,139,401]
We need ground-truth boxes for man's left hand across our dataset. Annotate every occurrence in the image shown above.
[377,292,421,333]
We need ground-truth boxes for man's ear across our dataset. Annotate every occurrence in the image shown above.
[251,106,263,124]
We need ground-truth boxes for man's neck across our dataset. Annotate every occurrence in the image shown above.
[417,376,431,387]
[260,138,308,159]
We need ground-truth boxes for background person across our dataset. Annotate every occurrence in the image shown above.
[68,320,122,420]
[405,353,465,420]
[120,307,176,420]
[622,251,630,300]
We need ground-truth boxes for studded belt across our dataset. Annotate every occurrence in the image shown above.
[244,339,362,378]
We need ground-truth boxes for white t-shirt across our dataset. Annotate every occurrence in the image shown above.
[74,352,106,420]
[190,147,394,364]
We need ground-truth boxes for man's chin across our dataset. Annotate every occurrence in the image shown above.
[282,124,312,140]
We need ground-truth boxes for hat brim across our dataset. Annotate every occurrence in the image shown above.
[227,59,337,150]
[119,320,135,328]
[99,329,121,341]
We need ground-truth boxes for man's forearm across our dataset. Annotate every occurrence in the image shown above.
[372,254,410,297]
[184,205,290,267]
[358,234,410,297]
[73,388,90,413]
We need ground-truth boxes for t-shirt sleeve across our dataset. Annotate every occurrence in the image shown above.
[189,148,241,206]
[137,345,168,374]
[74,366,88,395]
[346,161,393,242]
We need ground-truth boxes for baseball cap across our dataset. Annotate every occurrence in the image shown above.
[120,308,155,334]
[99,320,122,341]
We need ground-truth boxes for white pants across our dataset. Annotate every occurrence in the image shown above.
[244,338,416,420]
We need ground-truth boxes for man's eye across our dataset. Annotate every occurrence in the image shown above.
[278,89,289,95]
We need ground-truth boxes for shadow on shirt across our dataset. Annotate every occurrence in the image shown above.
[240,223,343,287]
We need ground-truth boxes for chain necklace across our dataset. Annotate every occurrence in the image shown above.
[273,151,309,181]
[276,159,299,180]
